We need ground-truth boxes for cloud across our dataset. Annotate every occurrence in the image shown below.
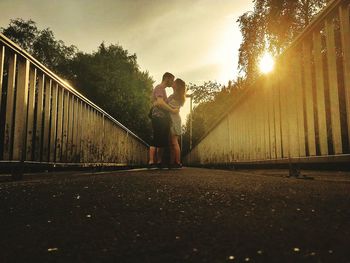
[0,0,253,84]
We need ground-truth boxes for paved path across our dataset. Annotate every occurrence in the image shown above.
[0,168,349,262]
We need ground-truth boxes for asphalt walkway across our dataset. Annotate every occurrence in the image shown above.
[1,168,349,262]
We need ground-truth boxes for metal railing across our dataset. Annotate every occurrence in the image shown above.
[0,33,148,171]
[185,0,350,166]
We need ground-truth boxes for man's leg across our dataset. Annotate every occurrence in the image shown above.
[149,146,156,164]
[150,117,159,165]
[169,135,176,164]
[156,147,163,164]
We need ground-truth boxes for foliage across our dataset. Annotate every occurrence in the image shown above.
[70,43,154,141]
[182,78,247,155]
[2,19,38,52]
[237,0,327,81]
[187,81,222,104]
[2,18,78,76]
[1,19,154,142]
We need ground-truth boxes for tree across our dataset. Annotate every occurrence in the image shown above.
[187,81,222,104]
[70,43,154,142]
[182,79,247,155]
[2,19,78,78]
[2,18,38,53]
[237,0,327,81]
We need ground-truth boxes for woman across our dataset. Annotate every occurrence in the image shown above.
[167,78,186,168]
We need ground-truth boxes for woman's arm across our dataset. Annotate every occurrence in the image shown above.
[154,97,179,114]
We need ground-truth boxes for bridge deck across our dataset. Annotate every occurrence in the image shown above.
[1,168,349,262]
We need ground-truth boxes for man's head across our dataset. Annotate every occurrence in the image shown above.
[162,72,175,87]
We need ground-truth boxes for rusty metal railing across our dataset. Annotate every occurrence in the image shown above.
[185,0,350,167]
[0,32,148,173]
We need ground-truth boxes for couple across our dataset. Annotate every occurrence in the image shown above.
[149,72,186,169]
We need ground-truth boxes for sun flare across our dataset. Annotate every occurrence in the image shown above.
[259,52,274,74]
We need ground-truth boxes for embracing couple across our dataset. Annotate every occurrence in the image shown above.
[148,72,186,169]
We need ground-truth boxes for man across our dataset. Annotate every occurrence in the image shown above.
[149,72,178,168]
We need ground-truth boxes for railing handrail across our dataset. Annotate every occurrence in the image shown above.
[0,32,149,147]
[189,0,346,151]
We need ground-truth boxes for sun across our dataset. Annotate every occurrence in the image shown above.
[259,52,275,74]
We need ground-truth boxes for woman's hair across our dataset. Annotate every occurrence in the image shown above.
[173,78,186,106]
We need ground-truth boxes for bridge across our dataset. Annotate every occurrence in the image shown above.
[0,0,350,262]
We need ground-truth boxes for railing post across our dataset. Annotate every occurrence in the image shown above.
[55,86,64,162]
[12,58,30,161]
[0,46,5,112]
[26,67,37,161]
[75,100,82,163]
[339,3,350,148]
[34,73,44,162]
[72,98,79,162]
[67,93,74,162]
[325,18,343,154]
[3,53,17,160]
[190,95,193,150]
[42,78,52,162]
[302,40,317,156]
[62,90,69,162]
[49,83,58,162]
[313,30,329,155]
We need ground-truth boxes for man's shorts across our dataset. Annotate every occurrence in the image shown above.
[151,117,170,147]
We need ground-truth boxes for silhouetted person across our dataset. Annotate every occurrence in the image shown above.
[168,78,186,169]
[148,72,178,167]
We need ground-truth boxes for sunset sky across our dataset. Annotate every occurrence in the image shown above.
[0,0,254,120]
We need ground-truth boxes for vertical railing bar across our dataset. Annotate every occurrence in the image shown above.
[272,72,282,159]
[12,58,30,161]
[34,73,44,162]
[75,100,82,163]
[42,78,52,162]
[3,53,17,160]
[49,82,58,162]
[339,3,350,149]
[0,46,5,111]
[302,40,317,156]
[26,66,37,161]
[67,93,74,162]
[80,103,86,163]
[325,17,343,154]
[102,114,105,163]
[313,29,329,155]
[93,110,98,163]
[73,98,80,162]
[55,86,64,162]
[61,90,69,162]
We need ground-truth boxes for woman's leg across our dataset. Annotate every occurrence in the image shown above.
[170,135,181,164]
[169,135,175,164]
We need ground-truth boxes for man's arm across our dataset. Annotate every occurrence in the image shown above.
[154,97,179,113]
